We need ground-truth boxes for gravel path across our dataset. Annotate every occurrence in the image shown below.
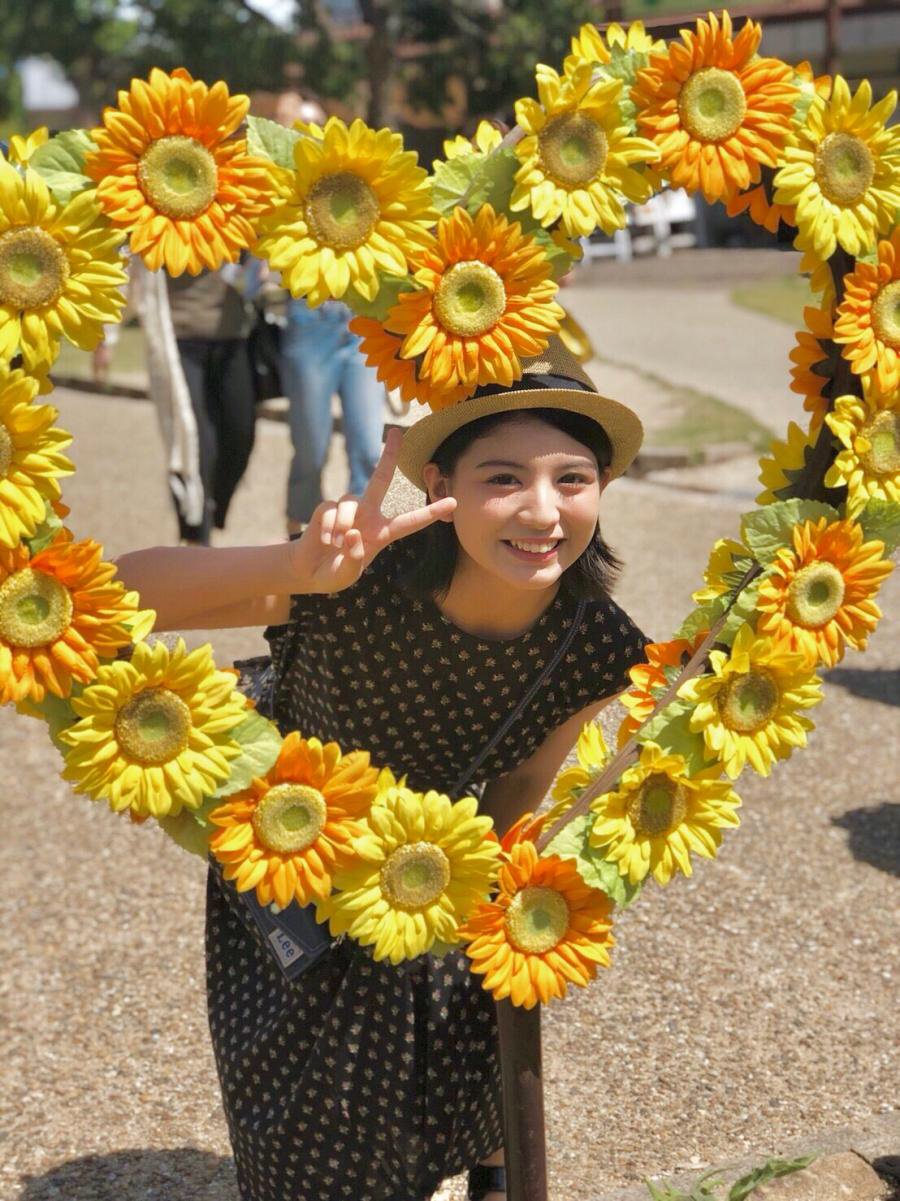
[1,368,897,1201]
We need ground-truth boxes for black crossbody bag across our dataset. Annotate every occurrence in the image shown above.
[220,599,587,981]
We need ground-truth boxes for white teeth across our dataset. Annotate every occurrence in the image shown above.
[508,540,559,554]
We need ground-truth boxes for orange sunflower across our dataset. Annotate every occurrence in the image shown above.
[363,204,563,404]
[724,176,795,235]
[348,314,466,410]
[209,732,381,909]
[789,303,838,430]
[617,633,706,747]
[631,11,797,204]
[86,68,274,276]
[0,530,152,704]
[832,229,900,396]
[458,816,615,1008]
[756,516,894,668]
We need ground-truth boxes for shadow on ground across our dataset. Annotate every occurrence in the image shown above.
[19,1148,237,1201]
[832,802,900,879]
[825,667,900,707]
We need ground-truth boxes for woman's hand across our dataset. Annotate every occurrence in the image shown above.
[288,427,456,595]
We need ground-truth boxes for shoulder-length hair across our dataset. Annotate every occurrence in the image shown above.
[401,407,621,602]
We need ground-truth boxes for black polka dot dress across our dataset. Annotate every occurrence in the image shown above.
[206,537,647,1201]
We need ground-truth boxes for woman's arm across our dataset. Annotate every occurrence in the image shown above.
[480,697,616,837]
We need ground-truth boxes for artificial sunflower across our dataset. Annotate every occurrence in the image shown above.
[0,159,127,374]
[542,720,611,832]
[631,11,797,204]
[86,68,274,276]
[756,516,893,668]
[757,420,819,505]
[679,624,823,779]
[255,116,435,307]
[693,537,755,603]
[208,733,381,908]
[0,531,152,705]
[789,303,837,429]
[724,177,795,236]
[0,367,73,548]
[317,785,501,964]
[443,120,503,161]
[617,631,712,748]
[366,204,563,402]
[832,229,900,395]
[7,127,49,168]
[568,18,664,67]
[825,386,900,513]
[459,820,614,1008]
[60,637,246,817]
[773,76,900,261]
[589,741,741,886]
[347,315,464,409]
[510,60,659,238]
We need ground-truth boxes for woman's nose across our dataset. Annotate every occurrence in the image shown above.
[517,483,560,526]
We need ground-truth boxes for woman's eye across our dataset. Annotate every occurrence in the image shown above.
[487,474,519,486]
[560,474,589,485]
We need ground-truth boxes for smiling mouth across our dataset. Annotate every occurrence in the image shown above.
[504,539,562,555]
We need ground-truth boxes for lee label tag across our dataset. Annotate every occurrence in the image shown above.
[268,926,303,970]
[239,885,336,981]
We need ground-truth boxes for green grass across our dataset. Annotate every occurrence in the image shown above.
[53,323,147,384]
[654,384,772,460]
[730,274,813,327]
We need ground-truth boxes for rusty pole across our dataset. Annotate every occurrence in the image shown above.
[497,1000,548,1201]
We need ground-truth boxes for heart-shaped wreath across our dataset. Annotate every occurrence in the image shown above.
[2,10,898,1011]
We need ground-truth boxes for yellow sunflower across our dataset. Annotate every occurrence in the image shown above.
[0,159,127,374]
[789,303,837,429]
[631,11,797,204]
[0,531,152,705]
[443,121,503,161]
[459,820,614,1008]
[679,624,823,779]
[86,68,274,276]
[568,19,664,67]
[542,720,611,832]
[255,116,435,307]
[368,204,563,401]
[60,637,246,817]
[209,732,381,908]
[833,229,900,395]
[589,741,741,886]
[757,420,818,505]
[774,76,900,261]
[7,127,49,168]
[0,367,73,547]
[510,60,660,238]
[825,386,900,513]
[317,785,501,964]
[755,516,893,668]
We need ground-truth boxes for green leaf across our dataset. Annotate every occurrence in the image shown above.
[598,47,647,133]
[157,806,215,859]
[430,147,518,217]
[546,812,643,908]
[740,499,839,565]
[719,581,761,647]
[246,115,300,170]
[638,699,710,775]
[29,130,94,203]
[16,690,79,752]
[210,710,283,800]
[727,1155,816,1201]
[858,498,900,554]
[677,594,729,643]
[23,499,65,555]
[345,273,416,321]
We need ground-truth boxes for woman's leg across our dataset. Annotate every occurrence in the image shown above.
[334,326,385,497]
[282,304,343,527]
[174,338,216,544]
[207,339,257,531]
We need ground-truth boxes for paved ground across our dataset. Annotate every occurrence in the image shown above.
[2,250,898,1201]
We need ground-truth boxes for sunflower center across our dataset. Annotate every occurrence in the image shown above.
[871,281,900,350]
[138,136,219,220]
[433,260,507,338]
[785,561,846,628]
[859,410,900,477]
[380,841,451,910]
[0,226,70,310]
[814,132,875,207]
[114,687,192,765]
[504,885,570,955]
[718,669,780,734]
[0,567,74,647]
[678,68,747,143]
[305,171,380,251]
[627,773,687,837]
[0,425,13,478]
[537,112,609,187]
[252,782,328,855]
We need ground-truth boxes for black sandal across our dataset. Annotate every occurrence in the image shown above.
[468,1162,507,1200]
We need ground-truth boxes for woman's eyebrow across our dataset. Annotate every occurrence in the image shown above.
[475,458,596,470]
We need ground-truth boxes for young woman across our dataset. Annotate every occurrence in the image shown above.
[116,341,649,1201]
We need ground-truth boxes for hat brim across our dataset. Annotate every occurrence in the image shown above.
[398,387,644,488]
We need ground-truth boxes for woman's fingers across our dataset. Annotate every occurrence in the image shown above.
[359,427,402,516]
[383,496,456,545]
[332,495,360,547]
[315,502,337,546]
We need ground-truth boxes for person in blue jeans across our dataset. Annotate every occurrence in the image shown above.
[281,298,385,535]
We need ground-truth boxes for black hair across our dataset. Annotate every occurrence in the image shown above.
[402,407,621,601]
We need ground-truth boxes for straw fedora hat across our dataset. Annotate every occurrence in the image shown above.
[398,337,643,488]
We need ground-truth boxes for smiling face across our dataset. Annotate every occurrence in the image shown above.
[422,414,608,594]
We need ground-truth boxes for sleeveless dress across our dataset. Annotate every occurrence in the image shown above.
[206,539,647,1201]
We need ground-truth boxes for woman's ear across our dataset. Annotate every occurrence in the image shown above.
[597,466,613,496]
[421,464,456,522]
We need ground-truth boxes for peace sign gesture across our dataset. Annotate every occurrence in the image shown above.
[288,427,456,595]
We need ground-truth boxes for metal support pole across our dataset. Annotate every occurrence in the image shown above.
[497,1000,548,1201]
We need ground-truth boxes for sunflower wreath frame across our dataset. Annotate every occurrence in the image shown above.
[1,11,898,1012]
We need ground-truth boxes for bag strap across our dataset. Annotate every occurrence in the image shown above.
[449,599,587,797]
